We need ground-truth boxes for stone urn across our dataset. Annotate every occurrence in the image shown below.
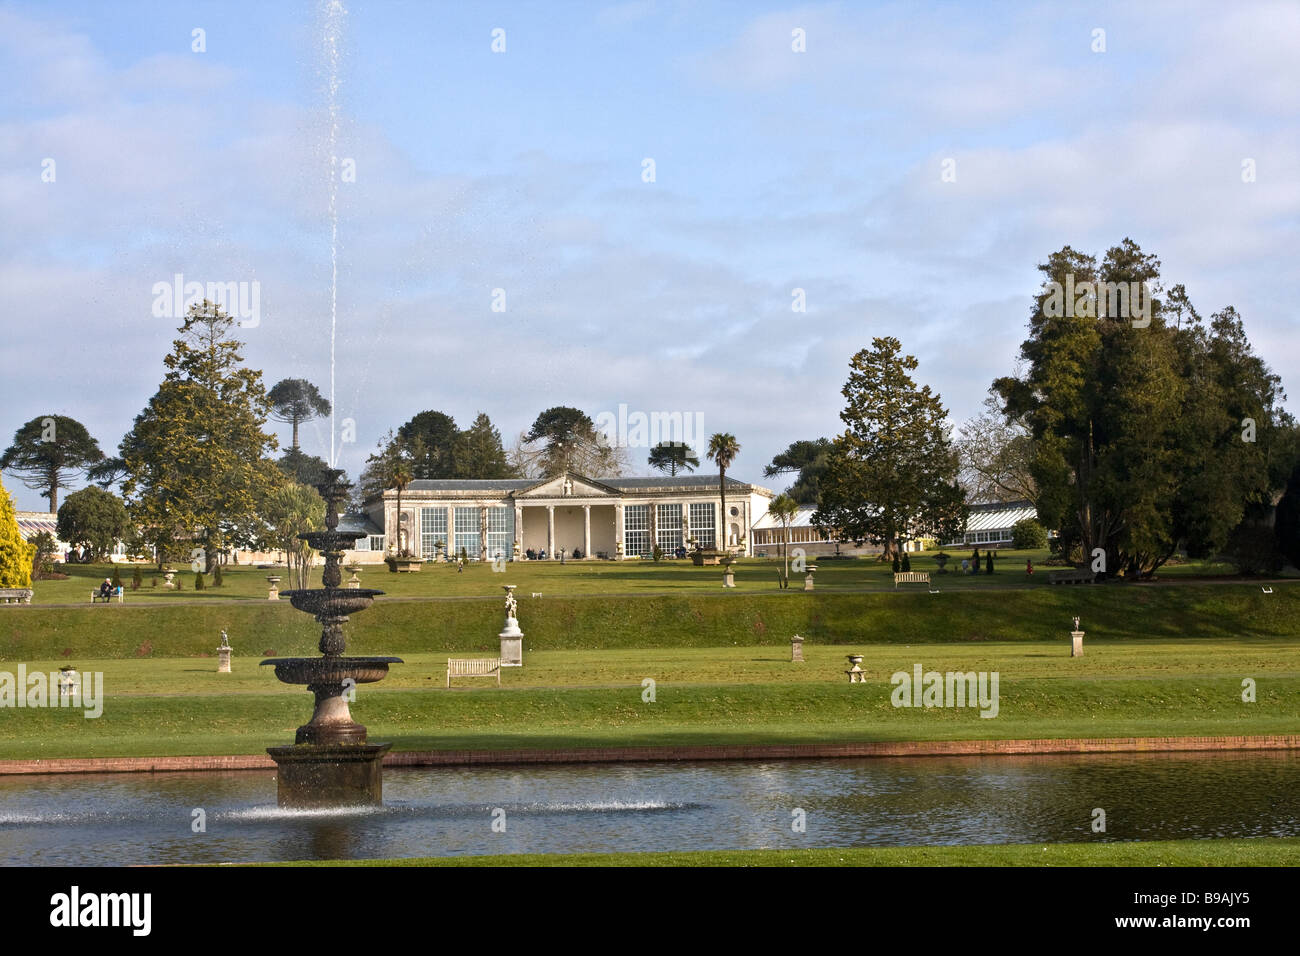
[934,553,951,574]
[162,568,177,589]
[845,654,865,683]
[267,574,281,600]
[345,563,362,590]
[804,564,818,591]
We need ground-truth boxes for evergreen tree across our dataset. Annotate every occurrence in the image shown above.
[648,441,701,478]
[119,301,281,572]
[0,477,34,588]
[455,412,514,478]
[267,378,330,451]
[56,486,128,562]
[764,438,832,505]
[399,410,460,478]
[0,415,105,513]
[816,338,967,561]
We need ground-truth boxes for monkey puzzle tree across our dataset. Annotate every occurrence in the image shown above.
[648,441,700,478]
[0,415,104,513]
[764,438,832,505]
[815,338,966,560]
[267,378,331,451]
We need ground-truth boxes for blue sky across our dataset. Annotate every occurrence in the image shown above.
[2,0,1298,510]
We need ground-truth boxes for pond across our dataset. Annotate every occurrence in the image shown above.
[2,751,1296,864]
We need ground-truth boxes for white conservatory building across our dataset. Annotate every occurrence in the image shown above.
[359,472,775,561]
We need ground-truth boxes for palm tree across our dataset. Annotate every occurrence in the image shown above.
[647,441,700,477]
[391,461,413,557]
[706,433,740,550]
[768,494,799,588]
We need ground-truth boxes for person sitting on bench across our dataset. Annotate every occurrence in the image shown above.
[98,579,113,601]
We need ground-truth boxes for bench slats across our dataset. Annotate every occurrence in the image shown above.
[446,658,502,687]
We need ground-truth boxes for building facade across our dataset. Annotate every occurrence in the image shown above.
[363,472,775,561]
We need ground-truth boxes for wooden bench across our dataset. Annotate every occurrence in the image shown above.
[446,657,502,687]
[90,587,124,604]
[1048,569,1096,585]
[0,588,33,605]
[894,572,931,588]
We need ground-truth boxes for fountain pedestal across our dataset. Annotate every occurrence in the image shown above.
[266,743,392,808]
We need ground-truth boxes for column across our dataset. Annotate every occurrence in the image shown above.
[479,504,488,561]
[583,504,591,558]
[681,502,689,549]
[446,504,454,560]
[614,503,624,559]
[547,504,555,558]
[649,501,658,554]
[514,503,524,559]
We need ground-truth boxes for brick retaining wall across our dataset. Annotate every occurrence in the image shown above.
[2,734,1296,776]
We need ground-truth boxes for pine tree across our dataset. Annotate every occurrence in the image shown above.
[816,338,967,561]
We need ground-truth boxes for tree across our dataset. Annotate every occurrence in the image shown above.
[29,530,57,578]
[706,433,741,550]
[1276,462,1300,570]
[815,338,967,560]
[1,415,105,513]
[0,477,34,588]
[455,413,514,478]
[768,493,799,587]
[119,301,281,572]
[955,394,1037,505]
[267,379,331,451]
[1011,518,1049,550]
[398,410,460,479]
[518,407,625,476]
[278,447,335,488]
[995,240,1291,578]
[262,480,325,590]
[648,441,700,478]
[763,438,832,505]
[56,487,129,561]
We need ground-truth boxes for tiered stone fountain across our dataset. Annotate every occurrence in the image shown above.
[261,472,402,808]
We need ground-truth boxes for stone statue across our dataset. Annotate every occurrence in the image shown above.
[504,589,518,619]
[562,477,573,496]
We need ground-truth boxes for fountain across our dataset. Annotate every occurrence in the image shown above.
[261,471,402,807]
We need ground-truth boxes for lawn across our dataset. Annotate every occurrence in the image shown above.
[284,837,1300,867]
[3,642,1296,760]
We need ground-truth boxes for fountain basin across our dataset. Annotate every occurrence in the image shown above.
[260,656,402,686]
[281,588,384,618]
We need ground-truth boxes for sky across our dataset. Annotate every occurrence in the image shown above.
[2,0,1298,511]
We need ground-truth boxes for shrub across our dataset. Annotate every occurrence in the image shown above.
[891,554,901,573]
[194,572,205,590]
[212,562,223,587]
[1011,518,1049,550]
[151,576,158,588]
[111,565,122,588]
[132,566,143,590]
[459,547,468,563]
[0,478,34,589]
[1223,524,1283,576]
[652,545,664,563]
[901,553,911,572]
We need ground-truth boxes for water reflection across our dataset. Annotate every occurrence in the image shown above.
[0,751,1295,864]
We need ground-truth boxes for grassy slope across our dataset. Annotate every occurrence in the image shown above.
[283,838,1300,867]
[3,581,1298,660]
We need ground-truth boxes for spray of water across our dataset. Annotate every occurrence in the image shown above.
[323,0,345,467]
